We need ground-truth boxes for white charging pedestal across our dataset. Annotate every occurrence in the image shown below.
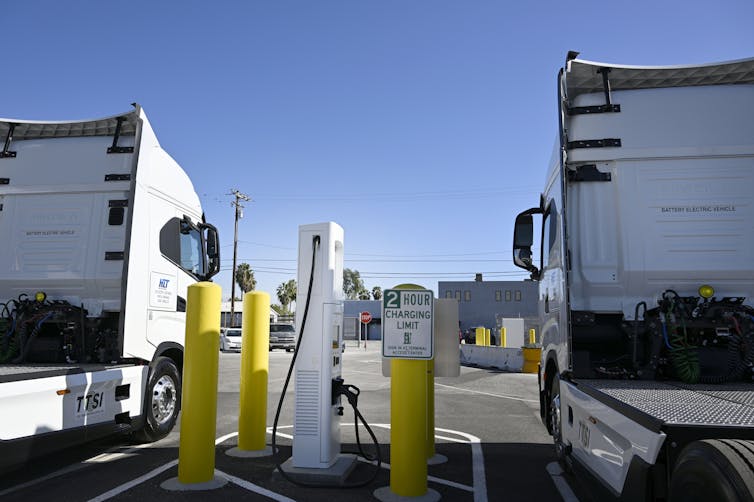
[281,222,356,485]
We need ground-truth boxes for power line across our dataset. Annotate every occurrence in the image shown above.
[348,251,508,257]
[253,187,539,202]
[222,257,516,264]
[201,185,539,203]
[219,266,527,278]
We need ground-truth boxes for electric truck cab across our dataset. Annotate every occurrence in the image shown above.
[513,54,754,500]
[0,105,220,471]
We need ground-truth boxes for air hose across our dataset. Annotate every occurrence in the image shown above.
[271,235,382,489]
[662,292,700,384]
[662,291,754,384]
[667,314,700,384]
[12,311,55,363]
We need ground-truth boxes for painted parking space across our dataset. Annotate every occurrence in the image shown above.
[1,347,583,501]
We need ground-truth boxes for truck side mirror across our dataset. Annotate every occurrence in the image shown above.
[202,224,221,280]
[513,210,540,277]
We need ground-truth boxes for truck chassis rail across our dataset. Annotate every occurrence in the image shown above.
[0,363,138,383]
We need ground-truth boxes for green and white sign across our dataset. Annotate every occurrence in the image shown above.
[381,289,434,359]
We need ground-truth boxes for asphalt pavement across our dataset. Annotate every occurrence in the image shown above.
[0,342,583,501]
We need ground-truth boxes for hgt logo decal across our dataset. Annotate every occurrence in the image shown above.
[158,278,170,289]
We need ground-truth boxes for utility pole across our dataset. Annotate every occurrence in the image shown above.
[230,189,250,327]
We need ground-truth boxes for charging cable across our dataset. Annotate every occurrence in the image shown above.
[271,235,382,488]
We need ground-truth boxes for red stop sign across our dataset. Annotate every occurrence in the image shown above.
[360,311,372,324]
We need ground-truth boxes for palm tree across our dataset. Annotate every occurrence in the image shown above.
[357,288,371,300]
[371,286,382,300]
[235,262,256,293]
[276,279,297,314]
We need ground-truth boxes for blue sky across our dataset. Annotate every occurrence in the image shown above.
[4,1,753,301]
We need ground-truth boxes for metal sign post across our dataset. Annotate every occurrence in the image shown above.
[360,311,372,350]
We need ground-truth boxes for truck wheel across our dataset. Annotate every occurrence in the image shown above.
[670,439,754,502]
[132,357,181,443]
[549,374,567,463]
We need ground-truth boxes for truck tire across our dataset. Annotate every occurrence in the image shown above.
[132,357,181,443]
[670,439,754,502]
[549,374,568,463]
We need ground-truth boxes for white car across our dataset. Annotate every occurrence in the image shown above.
[220,327,243,352]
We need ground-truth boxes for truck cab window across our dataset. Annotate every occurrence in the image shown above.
[541,205,558,269]
[160,217,206,278]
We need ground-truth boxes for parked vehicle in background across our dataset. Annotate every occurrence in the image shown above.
[0,105,220,471]
[269,323,296,352]
[220,327,243,352]
[462,327,478,344]
[512,53,754,500]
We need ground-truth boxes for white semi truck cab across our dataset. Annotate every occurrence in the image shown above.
[513,54,754,500]
[0,105,220,471]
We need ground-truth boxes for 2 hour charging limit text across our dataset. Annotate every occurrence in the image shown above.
[383,290,433,357]
[384,290,432,309]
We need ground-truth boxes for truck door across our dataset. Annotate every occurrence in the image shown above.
[540,195,569,373]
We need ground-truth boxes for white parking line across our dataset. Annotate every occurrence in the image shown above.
[219,469,296,502]
[86,434,239,502]
[82,425,492,502]
[87,460,178,502]
[0,441,156,498]
[546,462,580,502]
[435,427,488,502]
[0,461,88,498]
[356,457,474,492]
[370,424,487,502]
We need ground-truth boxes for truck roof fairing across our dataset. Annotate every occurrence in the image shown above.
[0,104,142,141]
[565,55,754,100]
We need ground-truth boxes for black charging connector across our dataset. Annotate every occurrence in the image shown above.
[332,377,361,409]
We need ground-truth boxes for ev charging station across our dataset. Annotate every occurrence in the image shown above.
[290,222,352,474]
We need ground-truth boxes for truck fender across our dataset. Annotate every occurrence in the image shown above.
[153,342,184,377]
[541,351,559,430]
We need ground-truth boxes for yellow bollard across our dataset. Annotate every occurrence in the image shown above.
[426,359,434,460]
[177,282,222,484]
[391,358,428,496]
[238,292,270,452]
[529,328,536,345]
[485,328,491,347]
[385,283,437,498]
[522,347,542,373]
[500,327,507,348]
[475,327,485,346]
